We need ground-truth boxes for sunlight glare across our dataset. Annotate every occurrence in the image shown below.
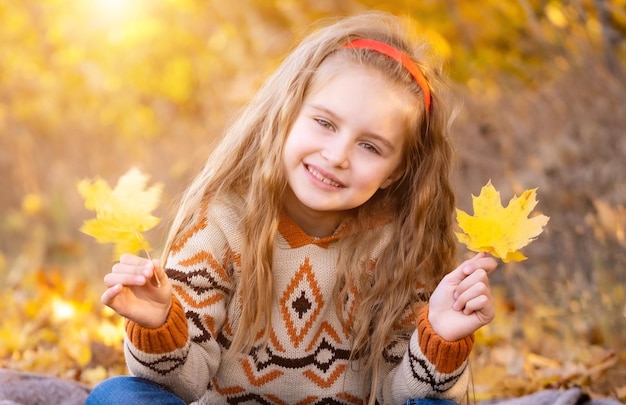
[94,0,128,15]
[91,0,145,24]
[52,297,76,321]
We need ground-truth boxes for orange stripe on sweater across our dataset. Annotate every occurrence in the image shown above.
[173,284,224,309]
[302,364,347,388]
[241,359,284,387]
[305,321,343,351]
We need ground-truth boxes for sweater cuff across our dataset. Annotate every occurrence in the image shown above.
[125,294,189,354]
[416,304,474,374]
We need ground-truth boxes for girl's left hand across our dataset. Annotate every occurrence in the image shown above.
[428,252,498,341]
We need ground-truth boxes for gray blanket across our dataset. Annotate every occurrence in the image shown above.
[479,387,624,405]
[0,370,89,405]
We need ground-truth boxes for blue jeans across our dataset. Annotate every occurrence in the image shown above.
[85,376,186,405]
[86,375,457,405]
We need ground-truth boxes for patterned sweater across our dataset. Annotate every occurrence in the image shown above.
[123,194,474,404]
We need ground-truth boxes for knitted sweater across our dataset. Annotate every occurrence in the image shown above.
[123,194,474,404]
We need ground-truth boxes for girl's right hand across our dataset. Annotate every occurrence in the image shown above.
[101,254,173,329]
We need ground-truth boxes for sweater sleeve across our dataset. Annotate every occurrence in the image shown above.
[123,200,238,404]
[125,295,189,353]
[381,304,474,404]
[416,304,474,373]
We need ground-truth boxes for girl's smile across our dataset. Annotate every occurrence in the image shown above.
[282,57,414,237]
[305,164,344,189]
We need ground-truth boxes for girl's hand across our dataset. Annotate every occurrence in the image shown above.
[101,254,172,328]
[428,252,498,341]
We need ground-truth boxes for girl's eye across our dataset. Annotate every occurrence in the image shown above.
[360,143,380,154]
[315,118,334,131]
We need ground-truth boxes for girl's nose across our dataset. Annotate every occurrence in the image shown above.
[320,140,350,169]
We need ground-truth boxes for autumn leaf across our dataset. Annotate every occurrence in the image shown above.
[455,180,549,262]
[77,168,162,260]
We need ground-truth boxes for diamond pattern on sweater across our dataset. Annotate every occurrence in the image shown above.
[280,258,323,348]
[310,337,346,373]
[167,249,231,310]
[302,337,350,388]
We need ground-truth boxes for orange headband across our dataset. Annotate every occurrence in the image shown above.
[344,38,431,113]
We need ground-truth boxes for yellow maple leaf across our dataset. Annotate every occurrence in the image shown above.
[78,168,162,260]
[455,180,549,262]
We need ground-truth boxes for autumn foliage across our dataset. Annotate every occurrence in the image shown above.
[0,0,625,402]
[78,168,162,260]
[456,180,549,262]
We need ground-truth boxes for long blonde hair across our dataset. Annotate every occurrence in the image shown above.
[163,11,458,403]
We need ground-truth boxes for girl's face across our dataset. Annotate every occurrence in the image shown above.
[282,57,414,236]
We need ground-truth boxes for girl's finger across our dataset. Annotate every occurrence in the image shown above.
[453,268,489,299]
[463,294,492,317]
[462,256,498,276]
[453,278,490,311]
[446,253,495,286]
[464,295,495,324]
[111,261,152,277]
[101,283,123,306]
[119,253,150,267]
[104,272,147,288]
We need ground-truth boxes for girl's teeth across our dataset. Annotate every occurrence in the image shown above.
[308,167,340,187]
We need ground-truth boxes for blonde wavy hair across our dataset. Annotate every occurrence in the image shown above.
[162,11,458,403]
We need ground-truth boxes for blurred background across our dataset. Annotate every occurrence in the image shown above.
[0,0,625,400]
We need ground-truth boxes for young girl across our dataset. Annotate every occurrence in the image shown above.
[86,11,497,405]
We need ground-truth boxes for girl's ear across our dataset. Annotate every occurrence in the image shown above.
[380,167,404,189]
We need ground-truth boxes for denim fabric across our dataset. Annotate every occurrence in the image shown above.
[85,376,186,405]
[85,376,458,405]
